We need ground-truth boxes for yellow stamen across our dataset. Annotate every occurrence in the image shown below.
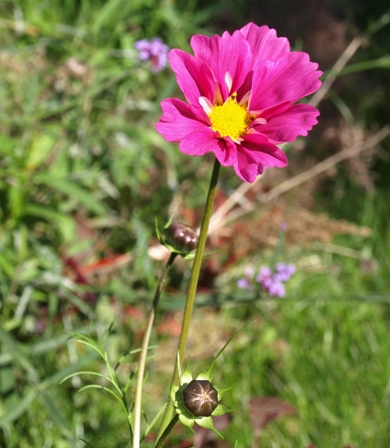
[209,94,252,140]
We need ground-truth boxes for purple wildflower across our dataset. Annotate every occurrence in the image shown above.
[268,280,286,297]
[244,266,255,277]
[238,263,295,297]
[274,263,296,282]
[280,222,288,231]
[256,266,272,284]
[256,263,296,297]
[134,37,169,72]
[237,266,255,290]
[237,278,251,289]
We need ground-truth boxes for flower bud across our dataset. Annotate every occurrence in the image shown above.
[165,223,198,253]
[183,379,219,417]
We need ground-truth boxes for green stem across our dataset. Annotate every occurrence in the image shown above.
[154,415,179,448]
[133,252,177,448]
[157,157,221,442]
[176,158,221,374]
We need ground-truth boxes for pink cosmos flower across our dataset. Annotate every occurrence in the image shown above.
[156,23,322,182]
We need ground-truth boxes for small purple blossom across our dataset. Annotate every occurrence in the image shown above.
[258,263,295,297]
[237,266,255,290]
[274,263,296,282]
[134,37,169,72]
[237,277,252,289]
[267,280,285,297]
[256,266,272,284]
[238,262,296,298]
[244,266,255,277]
[280,222,288,231]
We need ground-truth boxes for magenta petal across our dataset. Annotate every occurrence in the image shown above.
[168,50,215,105]
[249,52,322,111]
[155,98,209,142]
[213,137,237,166]
[240,23,290,66]
[255,104,320,143]
[190,31,252,100]
[179,127,219,156]
[233,157,261,183]
[234,134,288,182]
[156,98,237,165]
[237,24,290,99]
[179,130,237,167]
[260,102,291,120]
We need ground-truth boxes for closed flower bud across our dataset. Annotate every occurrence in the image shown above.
[170,354,232,436]
[183,380,219,417]
[165,223,198,253]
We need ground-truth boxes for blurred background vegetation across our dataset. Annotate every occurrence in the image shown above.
[0,0,390,447]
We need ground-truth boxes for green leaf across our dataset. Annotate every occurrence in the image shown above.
[0,327,76,440]
[38,390,75,439]
[338,56,390,76]
[0,325,101,366]
[0,390,38,426]
[23,204,76,242]
[0,253,14,279]
[155,217,164,244]
[144,403,167,437]
[0,133,17,156]
[214,385,236,400]
[69,333,105,358]
[212,403,233,416]
[78,384,125,411]
[195,415,223,438]
[180,359,193,386]
[60,371,123,396]
[41,353,98,390]
[26,132,56,171]
[178,413,194,432]
[62,291,94,317]
[197,322,253,381]
[329,91,354,123]
[34,173,106,216]
[170,384,179,402]
[115,347,142,370]
[79,439,95,448]
[0,366,15,394]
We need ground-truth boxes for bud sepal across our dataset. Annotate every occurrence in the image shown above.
[169,326,249,437]
[155,218,198,259]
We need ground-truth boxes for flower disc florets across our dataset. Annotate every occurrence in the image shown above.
[210,95,252,140]
[156,22,322,182]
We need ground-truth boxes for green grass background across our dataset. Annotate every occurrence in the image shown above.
[1,0,390,447]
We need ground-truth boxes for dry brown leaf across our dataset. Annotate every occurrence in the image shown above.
[249,396,297,448]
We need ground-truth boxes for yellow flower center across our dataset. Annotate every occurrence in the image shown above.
[209,95,252,140]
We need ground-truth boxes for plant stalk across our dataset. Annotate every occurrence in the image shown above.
[176,158,221,375]
[156,157,221,443]
[155,415,179,448]
[133,252,177,448]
